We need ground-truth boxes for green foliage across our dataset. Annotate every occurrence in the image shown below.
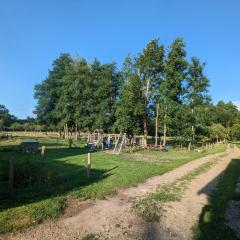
[231,124,240,140]
[208,101,239,128]
[0,104,16,129]
[34,55,121,132]
[158,38,188,138]
[185,57,211,141]
[30,37,240,143]
[209,124,228,141]
[187,57,210,106]
[34,53,73,129]
[114,67,145,135]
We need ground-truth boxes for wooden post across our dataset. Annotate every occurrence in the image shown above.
[68,138,72,148]
[163,113,167,146]
[8,159,14,192]
[75,123,78,141]
[87,153,91,179]
[41,145,46,159]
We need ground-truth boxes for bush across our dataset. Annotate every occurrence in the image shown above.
[231,124,240,141]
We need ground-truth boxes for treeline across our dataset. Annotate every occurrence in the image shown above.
[0,104,16,129]
[0,105,41,132]
[19,38,240,144]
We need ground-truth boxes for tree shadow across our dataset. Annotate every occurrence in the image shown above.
[140,222,163,240]
[0,146,117,212]
[194,159,240,240]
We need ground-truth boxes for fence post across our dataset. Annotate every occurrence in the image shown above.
[8,159,14,192]
[41,145,46,159]
[87,153,91,179]
[68,138,72,148]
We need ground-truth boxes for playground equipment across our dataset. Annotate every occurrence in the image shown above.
[87,130,128,153]
[87,129,104,151]
[113,133,126,154]
[92,129,104,148]
[105,134,113,149]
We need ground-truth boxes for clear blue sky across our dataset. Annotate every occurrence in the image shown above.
[0,0,240,118]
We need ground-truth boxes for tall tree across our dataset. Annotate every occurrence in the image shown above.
[186,57,210,141]
[34,53,73,129]
[114,56,145,136]
[91,61,121,131]
[160,38,188,145]
[136,39,164,146]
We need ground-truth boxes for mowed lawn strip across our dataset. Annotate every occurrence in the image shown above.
[0,136,227,233]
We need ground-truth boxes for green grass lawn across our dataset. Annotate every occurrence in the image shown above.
[193,157,240,240]
[0,135,227,234]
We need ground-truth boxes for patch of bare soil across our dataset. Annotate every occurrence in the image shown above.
[4,146,240,240]
[62,197,94,218]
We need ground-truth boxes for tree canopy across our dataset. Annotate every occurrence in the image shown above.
[29,37,240,143]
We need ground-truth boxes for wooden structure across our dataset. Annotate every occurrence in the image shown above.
[113,133,126,154]
[87,129,104,150]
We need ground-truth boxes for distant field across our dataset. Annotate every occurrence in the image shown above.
[0,134,227,233]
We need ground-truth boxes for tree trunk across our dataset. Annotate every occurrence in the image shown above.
[75,122,78,141]
[65,124,69,139]
[143,98,148,147]
[191,108,195,142]
[143,113,148,147]
[163,112,167,145]
[155,102,159,147]
[63,125,66,139]
[142,75,151,148]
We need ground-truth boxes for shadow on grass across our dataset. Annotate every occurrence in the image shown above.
[194,159,240,240]
[0,146,116,212]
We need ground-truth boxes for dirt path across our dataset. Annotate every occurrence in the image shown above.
[5,146,240,240]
